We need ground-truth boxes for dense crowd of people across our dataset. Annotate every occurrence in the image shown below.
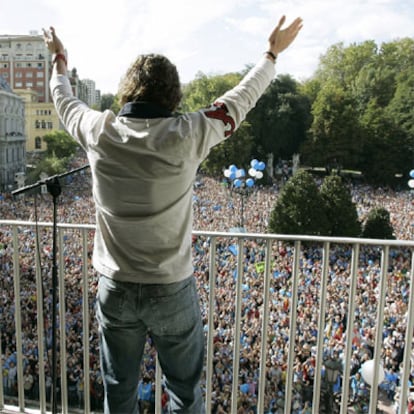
[1,155,414,413]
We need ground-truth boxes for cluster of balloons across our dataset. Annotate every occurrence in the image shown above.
[223,159,266,188]
[409,169,414,189]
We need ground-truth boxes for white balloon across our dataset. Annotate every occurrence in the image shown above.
[236,169,245,178]
[360,359,385,386]
[409,179,414,188]
[255,171,263,179]
[248,168,257,177]
[224,169,231,178]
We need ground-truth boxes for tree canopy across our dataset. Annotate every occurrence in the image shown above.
[42,130,79,159]
[301,38,414,187]
[268,170,330,236]
[361,207,395,239]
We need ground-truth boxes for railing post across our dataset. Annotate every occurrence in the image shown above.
[231,237,245,412]
[284,240,301,414]
[205,236,217,414]
[35,228,47,413]
[368,246,389,414]
[0,328,3,410]
[399,249,414,414]
[81,229,91,413]
[12,225,25,409]
[340,242,360,414]
[155,355,162,413]
[313,241,331,414]
[256,238,273,414]
[58,230,68,413]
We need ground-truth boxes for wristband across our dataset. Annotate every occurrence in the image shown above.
[265,51,277,62]
[53,53,67,66]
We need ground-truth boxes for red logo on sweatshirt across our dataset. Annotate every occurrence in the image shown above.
[204,102,235,137]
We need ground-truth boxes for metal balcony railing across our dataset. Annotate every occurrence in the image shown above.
[0,219,413,414]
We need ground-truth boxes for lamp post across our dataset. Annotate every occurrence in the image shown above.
[323,353,342,413]
[224,159,266,232]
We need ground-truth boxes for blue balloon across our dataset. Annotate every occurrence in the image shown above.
[234,179,242,187]
[229,172,236,180]
[250,159,259,169]
[410,169,414,178]
[229,164,237,172]
[257,161,266,171]
[246,178,254,187]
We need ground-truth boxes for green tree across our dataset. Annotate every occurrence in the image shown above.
[361,207,395,239]
[201,122,254,176]
[268,170,329,235]
[27,154,67,183]
[388,70,414,137]
[359,100,410,186]
[386,70,414,179]
[182,71,254,175]
[247,74,311,166]
[302,81,362,172]
[100,93,117,111]
[301,38,414,187]
[43,130,79,159]
[181,71,242,112]
[319,174,360,237]
[314,41,378,91]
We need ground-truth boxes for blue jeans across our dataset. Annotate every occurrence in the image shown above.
[96,275,205,414]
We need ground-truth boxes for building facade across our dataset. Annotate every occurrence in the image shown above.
[0,32,94,154]
[0,31,101,188]
[15,88,61,152]
[0,77,26,191]
[81,78,101,107]
[0,31,52,103]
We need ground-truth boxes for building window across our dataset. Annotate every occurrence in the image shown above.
[15,81,22,87]
[35,136,42,149]
[26,72,33,78]
[47,122,53,129]
[37,62,43,68]
[15,71,22,78]
[36,72,44,78]
[35,120,40,128]
[26,82,33,87]
[41,120,46,129]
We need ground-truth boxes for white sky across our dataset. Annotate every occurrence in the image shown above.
[2,0,413,94]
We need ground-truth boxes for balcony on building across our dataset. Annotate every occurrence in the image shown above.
[0,215,413,413]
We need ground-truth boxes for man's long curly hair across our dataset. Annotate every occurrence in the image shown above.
[118,54,182,112]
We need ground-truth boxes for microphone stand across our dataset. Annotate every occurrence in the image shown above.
[12,164,90,414]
